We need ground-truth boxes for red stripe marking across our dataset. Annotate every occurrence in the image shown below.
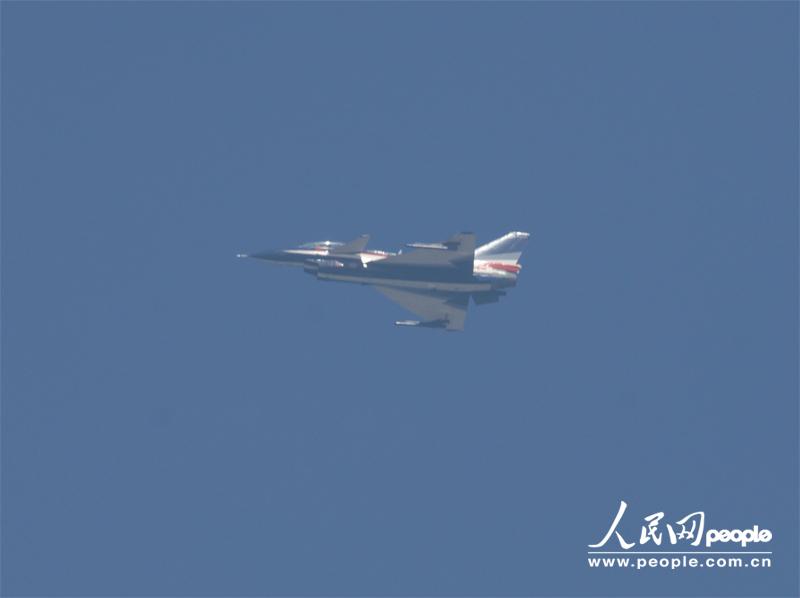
[488,262,521,273]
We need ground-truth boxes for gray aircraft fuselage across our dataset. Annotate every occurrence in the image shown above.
[240,232,529,330]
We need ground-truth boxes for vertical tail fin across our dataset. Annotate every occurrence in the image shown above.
[474,231,530,264]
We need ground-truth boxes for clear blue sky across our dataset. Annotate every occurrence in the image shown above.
[2,2,797,596]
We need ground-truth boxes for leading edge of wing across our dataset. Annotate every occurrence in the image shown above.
[373,286,469,331]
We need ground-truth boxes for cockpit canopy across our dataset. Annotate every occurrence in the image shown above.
[299,241,343,249]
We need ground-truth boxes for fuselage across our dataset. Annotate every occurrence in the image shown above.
[249,241,520,294]
[240,232,530,330]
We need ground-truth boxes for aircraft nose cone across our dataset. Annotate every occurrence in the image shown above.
[248,250,286,262]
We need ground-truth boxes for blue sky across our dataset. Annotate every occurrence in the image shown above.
[2,2,798,596]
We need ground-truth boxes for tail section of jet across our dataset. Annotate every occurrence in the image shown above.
[473,231,530,277]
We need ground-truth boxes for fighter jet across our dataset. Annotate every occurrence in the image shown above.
[238,231,530,331]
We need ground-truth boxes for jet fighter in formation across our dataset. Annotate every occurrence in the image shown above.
[238,231,529,331]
